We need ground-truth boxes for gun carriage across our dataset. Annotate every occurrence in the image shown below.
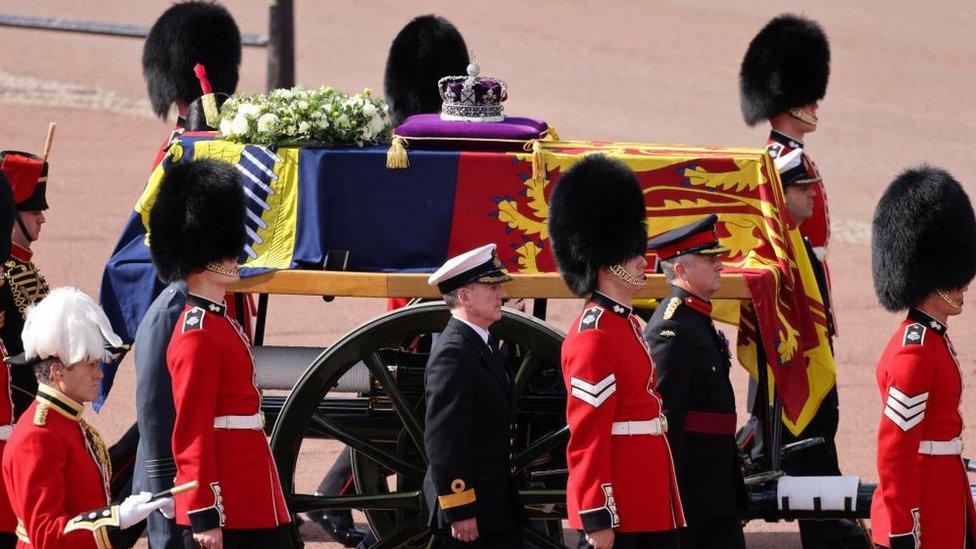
[104,137,878,547]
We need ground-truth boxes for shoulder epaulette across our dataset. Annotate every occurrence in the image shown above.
[662,297,681,320]
[903,323,926,346]
[578,306,604,332]
[181,307,205,333]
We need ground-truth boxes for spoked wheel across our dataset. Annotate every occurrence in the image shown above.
[270,301,569,548]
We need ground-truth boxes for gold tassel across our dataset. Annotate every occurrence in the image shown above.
[386,136,410,169]
[201,93,219,129]
[530,139,546,183]
[545,125,560,141]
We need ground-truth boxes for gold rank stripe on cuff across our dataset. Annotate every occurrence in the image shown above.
[439,488,476,509]
[63,505,119,549]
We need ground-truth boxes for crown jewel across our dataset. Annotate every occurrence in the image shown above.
[438,61,507,122]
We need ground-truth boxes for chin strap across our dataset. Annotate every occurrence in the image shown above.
[937,289,963,311]
[788,107,818,128]
[205,262,240,278]
[609,264,646,288]
[15,214,34,243]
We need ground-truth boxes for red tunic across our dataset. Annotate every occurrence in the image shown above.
[0,339,15,535]
[167,294,289,533]
[562,292,684,533]
[2,385,112,548]
[766,130,830,253]
[871,309,976,548]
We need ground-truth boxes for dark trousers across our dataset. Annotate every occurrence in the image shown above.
[679,519,745,549]
[576,529,680,549]
[179,526,291,548]
[778,389,870,549]
[432,525,523,548]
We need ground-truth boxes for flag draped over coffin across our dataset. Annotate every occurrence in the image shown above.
[99,136,834,434]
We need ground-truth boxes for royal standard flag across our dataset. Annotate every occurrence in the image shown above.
[100,137,835,434]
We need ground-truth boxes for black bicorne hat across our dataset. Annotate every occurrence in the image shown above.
[872,166,976,311]
[739,14,830,126]
[142,1,242,120]
[384,15,470,127]
[149,158,246,283]
[548,155,647,297]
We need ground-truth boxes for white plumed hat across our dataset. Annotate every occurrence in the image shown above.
[11,287,124,366]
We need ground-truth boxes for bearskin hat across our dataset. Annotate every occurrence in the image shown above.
[739,14,830,126]
[384,15,469,127]
[548,155,647,297]
[149,158,245,283]
[142,1,241,120]
[0,173,15,263]
[872,166,976,311]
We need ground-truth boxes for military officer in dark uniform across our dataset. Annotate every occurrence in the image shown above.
[423,243,524,548]
[644,215,746,549]
[0,149,51,419]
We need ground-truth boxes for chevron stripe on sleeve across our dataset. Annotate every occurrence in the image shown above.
[570,374,617,408]
[883,386,928,431]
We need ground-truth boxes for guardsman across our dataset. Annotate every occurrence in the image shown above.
[134,4,243,547]
[423,243,524,547]
[549,155,684,549]
[740,13,831,263]
[0,174,18,548]
[870,167,976,549]
[148,158,290,548]
[1,287,171,548]
[384,14,470,127]
[142,0,241,166]
[0,148,52,419]
[644,215,745,549]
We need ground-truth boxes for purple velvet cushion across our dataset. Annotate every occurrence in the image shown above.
[395,114,548,151]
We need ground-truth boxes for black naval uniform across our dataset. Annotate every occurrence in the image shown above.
[423,317,524,548]
[645,286,746,549]
[0,243,48,419]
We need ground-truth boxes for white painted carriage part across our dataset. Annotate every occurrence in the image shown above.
[776,475,861,512]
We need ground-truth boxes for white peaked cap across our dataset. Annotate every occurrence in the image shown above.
[427,243,512,293]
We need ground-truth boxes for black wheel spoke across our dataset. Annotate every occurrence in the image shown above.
[512,425,569,473]
[365,351,427,461]
[523,523,567,548]
[308,413,425,481]
[290,491,422,513]
[513,350,538,397]
[369,517,431,549]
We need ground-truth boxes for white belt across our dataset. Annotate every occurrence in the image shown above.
[0,425,12,441]
[213,412,265,430]
[918,437,963,455]
[611,418,666,436]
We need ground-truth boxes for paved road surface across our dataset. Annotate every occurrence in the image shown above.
[0,1,974,546]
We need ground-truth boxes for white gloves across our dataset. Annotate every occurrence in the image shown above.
[118,492,174,529]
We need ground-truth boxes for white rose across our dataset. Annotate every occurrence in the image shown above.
[298,121,311,134]
[298,100,309,110]
[368,114,385,134]
[257,113,279,133]
[238,103,260,118]
[276,89,293,100]
[219,117,233,136]
[362,102,377,118]
[337,114,350,126]
[231,113,250,136]
[317,118,330,130]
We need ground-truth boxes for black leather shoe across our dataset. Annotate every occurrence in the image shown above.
[309,514,367,547]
